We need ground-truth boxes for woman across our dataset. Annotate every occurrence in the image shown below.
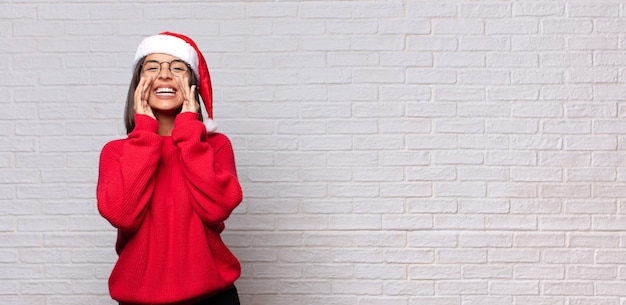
[97,32,243,305]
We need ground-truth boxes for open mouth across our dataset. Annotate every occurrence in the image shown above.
[154,86,177,97]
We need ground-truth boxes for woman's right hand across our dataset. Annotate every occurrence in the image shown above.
[134,76,155,119]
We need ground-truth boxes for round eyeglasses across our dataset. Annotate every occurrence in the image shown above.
[141,59,190,77]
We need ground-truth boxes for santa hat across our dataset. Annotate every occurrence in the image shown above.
[133,32,217,132]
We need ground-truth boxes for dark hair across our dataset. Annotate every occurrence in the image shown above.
[124,56,203,134]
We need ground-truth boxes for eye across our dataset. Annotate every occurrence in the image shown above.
[143,64,160,72]
[171,63,187,72]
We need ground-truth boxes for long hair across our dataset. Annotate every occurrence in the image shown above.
[124,56,203,134]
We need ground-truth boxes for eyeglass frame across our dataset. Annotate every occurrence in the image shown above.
[140,59,191,77]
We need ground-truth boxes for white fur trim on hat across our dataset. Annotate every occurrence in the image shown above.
[204,119,218,133]
[133,34,199,76]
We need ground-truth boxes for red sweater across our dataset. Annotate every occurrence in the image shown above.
[97,113,243,305]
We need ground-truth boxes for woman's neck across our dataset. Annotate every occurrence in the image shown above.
[156,115,176,136]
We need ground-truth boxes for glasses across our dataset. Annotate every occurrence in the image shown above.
[141,59,190,76]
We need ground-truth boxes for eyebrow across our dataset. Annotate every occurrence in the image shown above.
[143,59,185,63]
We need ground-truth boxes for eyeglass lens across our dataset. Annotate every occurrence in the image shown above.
[142,60,188,76]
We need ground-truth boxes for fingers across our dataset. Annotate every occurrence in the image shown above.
[179,76,198,114]
[175,77,188,112]
[141,76,153,104]
[134,76,155,119]
[134,77,145,113]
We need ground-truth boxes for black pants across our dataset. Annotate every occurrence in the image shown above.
[119,287,240,305]
[192,287,240,305]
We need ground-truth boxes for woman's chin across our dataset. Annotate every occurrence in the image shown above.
[148,101,184,116]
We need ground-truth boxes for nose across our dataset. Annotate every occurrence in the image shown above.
[157,62,173,79]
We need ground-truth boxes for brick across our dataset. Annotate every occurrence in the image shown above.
[332,280,381,295]
[488,183,537,198]
[513,3,564,16]
[543,281,594,296]
[355,264,406,280]
[485,215,537,230]
[407,69,456,84]
[408,231,458,248]
[463,265,512,279]
[0,6,37,19]
[459,232,513,248]
[380,20,430,35]
[407,3,457,17]
[378,118,431,133]
[409,265,460,280]
[329,183,379,198]
[353,168,404,182]
[463,296,513,305]
[246,3,297,18]
[14,21,64,37]
[408,199,457,213]
[357,297,408,305]
[569,3,619,17]
[437,249,486,263]
[458,199,509,214]
[332,249,383,263]
[326,21,377,35]
[567,67,618,83]
[459,36,509,51]
[409,166,454,183]
[355,232,406,247]
[543,20,592,34]
[489,249,540,263]
[354,135,404,150]
[433,119,484,134]
[486,20,538,34]
[457,167,507,181]
[435,215,485,230]
[276,216,329,231]
[437,280,487,295]
[457,104,508,118]
[433,19,484,35]
[305,264,353,279]
[489,280,539,295]
[273,54,324,68]
[515,264,565,279]
[513,36,566,51]
[382,215,432,230]
[20,280,71,295]
[0,264,43,279]
[543,250,594,264]
[0,38,37,53]
[435,52,485,67]
[515,297,566,305]
[514,232,566,247]
[300,37,350,51]
[407,37,458,52]
[406,102,457,117]
[353,103,404,117]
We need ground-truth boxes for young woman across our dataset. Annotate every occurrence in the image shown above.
[97,32,243,305]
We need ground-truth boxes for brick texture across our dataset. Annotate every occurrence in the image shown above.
[2,1,626,304]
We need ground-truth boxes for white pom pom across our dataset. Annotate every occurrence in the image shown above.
[204,119,218,133]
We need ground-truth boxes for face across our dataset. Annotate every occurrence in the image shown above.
[141,53,190,115]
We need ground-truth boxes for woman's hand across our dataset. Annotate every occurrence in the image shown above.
[134,76,156,119]
[178,75,199,114]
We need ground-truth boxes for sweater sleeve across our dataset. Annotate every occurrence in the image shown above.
[171,112,243,227]
[97,114,162,232]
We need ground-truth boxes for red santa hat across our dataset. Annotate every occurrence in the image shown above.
[133,32,217,132]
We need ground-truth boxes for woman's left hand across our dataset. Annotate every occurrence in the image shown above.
[178,75,199,114]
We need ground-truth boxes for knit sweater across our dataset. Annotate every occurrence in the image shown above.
[97,113,243,305]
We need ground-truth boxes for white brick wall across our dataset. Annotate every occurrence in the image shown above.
[2,0,626,304]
